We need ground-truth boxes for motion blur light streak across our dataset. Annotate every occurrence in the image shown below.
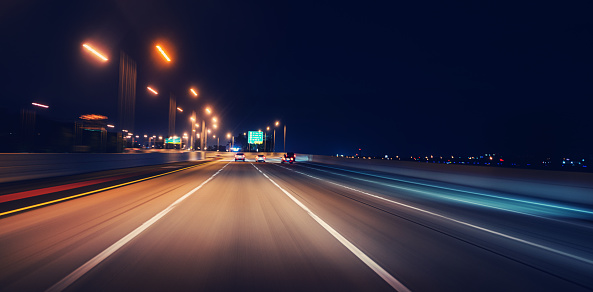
[147,86,158,95]
[190,88,198,96]
[276,164,593,266]
[31,102,49,108]
[302,163,593,216]
[82,43,108,61]
[0,163,208,217]
[177,107,183,112]
[156,45,171,62]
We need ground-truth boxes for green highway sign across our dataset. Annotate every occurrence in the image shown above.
[248,131,263,144]
[165,137,181,144]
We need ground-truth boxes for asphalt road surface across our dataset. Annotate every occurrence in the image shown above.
[1,154,592,291]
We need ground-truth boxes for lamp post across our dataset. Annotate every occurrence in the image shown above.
[273,121,279,153]
[190,113,196,151]
[227,133,233,151]
[265,126,270,152]
[283,125,286,153]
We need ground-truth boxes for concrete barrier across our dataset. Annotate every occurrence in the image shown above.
[0,152,207,183]
[298,155,593,207]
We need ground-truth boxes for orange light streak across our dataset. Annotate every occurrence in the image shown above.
[82,44,108,61]
[147,86,158,95]
[156,45,171,62]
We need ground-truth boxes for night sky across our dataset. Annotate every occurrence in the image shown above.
[1,1,592,157]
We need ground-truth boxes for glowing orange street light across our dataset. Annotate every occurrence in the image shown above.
[212,117,217,122]
[213,124,217,129]
[190,88,198,96]
[32,102,49,109]
[177,107,183,112]
[156,45,171,62]
[147,86,158,95]
[205,108,211,114]
[82,44,108,61]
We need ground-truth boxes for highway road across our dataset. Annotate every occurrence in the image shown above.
[1,153,592,291]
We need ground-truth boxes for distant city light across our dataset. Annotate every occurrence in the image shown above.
[156,45,171,62]
[147,86,158,95]
[82,43,108,61]
[32,102,49,109]
[79,114,107,120]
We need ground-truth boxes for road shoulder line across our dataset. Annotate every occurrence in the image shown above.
[0,161,215,218]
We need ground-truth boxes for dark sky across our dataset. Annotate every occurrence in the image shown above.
[1,0,592,157]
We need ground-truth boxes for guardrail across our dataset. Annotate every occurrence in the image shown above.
[0,152,206,183]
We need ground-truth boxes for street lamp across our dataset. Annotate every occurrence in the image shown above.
[82,43,108,61]
[32,102,49,109]
[227,133,234,151]
[190,88,198,97]
[156,45,171,62]
[273,121,280,153]
[147,86,158,95]
[265,126,270,152]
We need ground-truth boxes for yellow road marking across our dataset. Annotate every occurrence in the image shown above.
[0,161,215,218]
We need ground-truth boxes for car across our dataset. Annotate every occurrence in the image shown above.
[256,154,266,162]
[281,152,295,164]
[235,153,245,161]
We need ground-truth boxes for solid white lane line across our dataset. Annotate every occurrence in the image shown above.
[276,164,593,266]
[252,164,411,292]
[46,162,230,292]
